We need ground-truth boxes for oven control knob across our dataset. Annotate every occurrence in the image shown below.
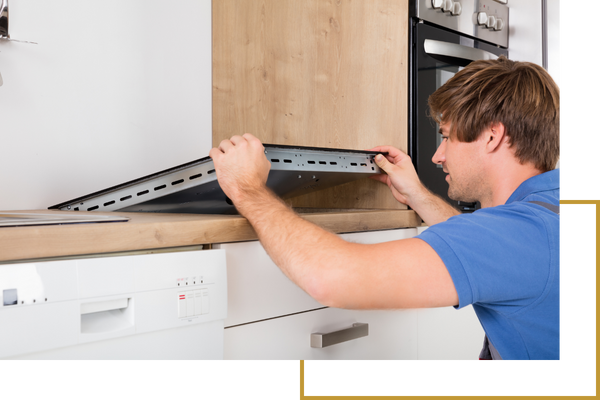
[431,0,444,9]
[442,0,454,13]
[486,15,496,29]
[494,18,504,31]
[451,2,462,15]
[477,12,488,26]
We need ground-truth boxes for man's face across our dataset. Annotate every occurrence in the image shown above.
[431,122,486,203]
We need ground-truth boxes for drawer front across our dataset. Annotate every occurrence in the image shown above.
[217,240,322,327]
[224,305,484,360]
[218,228,419,327]
[224,307,419,360]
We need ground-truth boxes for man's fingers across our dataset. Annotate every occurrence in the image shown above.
[369,174,389,185]
[229,135,245,146]
[369,145,404,156]
[218,139,234,152]
[242,133,258,142]
[243,133,266,152]
[374,154,393,172]
[209,147,223,161]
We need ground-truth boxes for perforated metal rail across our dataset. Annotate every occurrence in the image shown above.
[49,144,383,215]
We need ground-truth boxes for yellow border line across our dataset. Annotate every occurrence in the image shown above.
[296,197,600,400]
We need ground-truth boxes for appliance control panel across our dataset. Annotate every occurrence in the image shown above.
[413,0,509,48]
[178,289,210,318]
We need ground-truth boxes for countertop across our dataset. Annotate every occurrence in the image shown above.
[0,209,421,263]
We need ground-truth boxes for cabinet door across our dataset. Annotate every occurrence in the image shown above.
[219,240,324,328]
[417,306,484,360]
[219,228,419,328]
[224,305,483,360]
[213,0,409,210]
[222,228,486,360]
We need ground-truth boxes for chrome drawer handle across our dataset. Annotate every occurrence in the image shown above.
[310,322,368,348]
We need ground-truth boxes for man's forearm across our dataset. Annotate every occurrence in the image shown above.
[235,187,350,305]
[407,185,460,226]
[234,186,459,310]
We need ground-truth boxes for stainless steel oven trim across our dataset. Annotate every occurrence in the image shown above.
[424,39,499,63]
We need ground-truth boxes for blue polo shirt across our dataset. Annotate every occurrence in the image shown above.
[417,169,559,360]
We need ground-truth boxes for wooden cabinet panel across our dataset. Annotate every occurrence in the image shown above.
[213,0,409,210]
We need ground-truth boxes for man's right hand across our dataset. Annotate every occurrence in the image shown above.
[209,133,271,212]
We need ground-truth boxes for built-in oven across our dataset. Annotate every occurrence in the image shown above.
[409,0,509,212]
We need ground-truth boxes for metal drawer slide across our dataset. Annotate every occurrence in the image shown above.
[49,144,383,215]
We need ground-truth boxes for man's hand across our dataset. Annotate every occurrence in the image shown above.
[209,133,271,208]
[369,145,425,208]
[369,145,460,225]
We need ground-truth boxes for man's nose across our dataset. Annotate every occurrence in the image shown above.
[432,139,446,165]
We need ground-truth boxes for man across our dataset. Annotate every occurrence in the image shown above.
[209,56,560,360]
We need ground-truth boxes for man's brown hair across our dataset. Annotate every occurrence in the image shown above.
[428,56,560,172]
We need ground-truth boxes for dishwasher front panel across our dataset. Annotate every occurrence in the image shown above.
[0,249,227,360]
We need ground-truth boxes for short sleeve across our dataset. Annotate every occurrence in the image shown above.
[416,206,551,313]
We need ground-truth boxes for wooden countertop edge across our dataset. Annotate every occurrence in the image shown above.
[0,209,421,262]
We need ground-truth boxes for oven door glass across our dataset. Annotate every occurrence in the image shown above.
[411,22,507,212]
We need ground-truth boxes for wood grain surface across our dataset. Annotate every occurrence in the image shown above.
[213,0,409,209]
[0,209,421,262]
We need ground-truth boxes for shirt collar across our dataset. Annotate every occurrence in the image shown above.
[506,169,560,204]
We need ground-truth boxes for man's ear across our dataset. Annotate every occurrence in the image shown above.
[485,122,507,153]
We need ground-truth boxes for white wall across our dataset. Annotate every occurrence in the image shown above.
[546,0,560,86]
[0,1,212,211]
[508,0,559,85]
[508,0,543,65]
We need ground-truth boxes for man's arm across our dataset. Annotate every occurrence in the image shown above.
[369,145,460,226]
[210,134,459,309]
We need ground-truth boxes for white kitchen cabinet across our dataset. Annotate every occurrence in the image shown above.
[217,228,419,329]
[217,240,323,328]
[224,307,418,360]
[224,302,483,360]
[417,306,484,360]
[220,227,485,360]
